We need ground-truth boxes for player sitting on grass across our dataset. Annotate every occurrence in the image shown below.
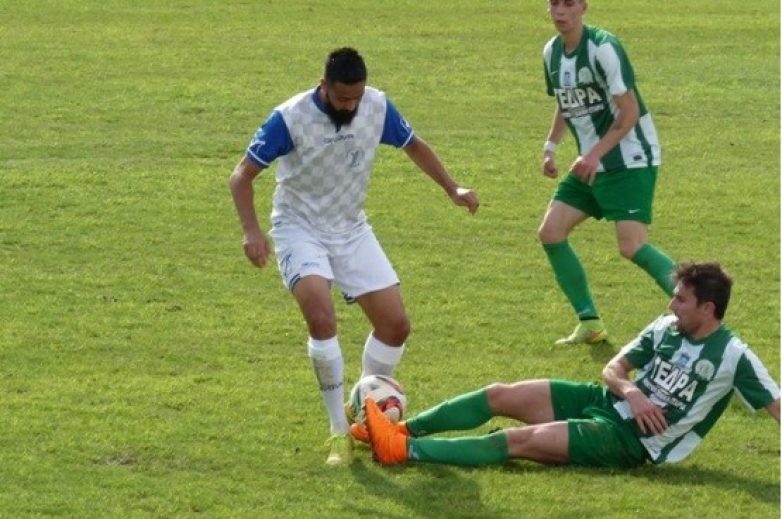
[357,262,780,468]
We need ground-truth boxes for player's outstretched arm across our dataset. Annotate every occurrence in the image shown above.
[403,136,479,214]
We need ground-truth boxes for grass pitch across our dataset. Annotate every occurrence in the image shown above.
[1,1,778,517]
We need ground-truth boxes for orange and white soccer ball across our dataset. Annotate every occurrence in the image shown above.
[347,374,407,424]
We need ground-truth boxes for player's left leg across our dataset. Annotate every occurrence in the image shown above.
[597,166,676,296]
[355,285,410,378]
[332,229,408,379]
[615,220,675,296]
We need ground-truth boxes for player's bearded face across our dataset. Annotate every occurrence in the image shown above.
[324,97,358,126]
[322,81,364,127]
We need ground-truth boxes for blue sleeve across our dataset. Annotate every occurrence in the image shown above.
[246,111,294,167]
[380,99,415,148]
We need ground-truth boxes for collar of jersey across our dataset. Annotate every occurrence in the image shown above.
[311,86,327,115]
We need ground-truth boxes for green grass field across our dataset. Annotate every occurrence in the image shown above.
[1,1,779,517]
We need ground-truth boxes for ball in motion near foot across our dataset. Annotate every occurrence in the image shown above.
[348,374,407,424]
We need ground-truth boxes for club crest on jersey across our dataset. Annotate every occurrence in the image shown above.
[346,148,365,169]
[694,360,716,380]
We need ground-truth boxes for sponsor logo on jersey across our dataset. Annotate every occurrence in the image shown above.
[641,357,699,410]
[554,85,605,119]
[323,133,355,145]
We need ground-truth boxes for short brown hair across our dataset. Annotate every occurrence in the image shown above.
[674,262,733,319]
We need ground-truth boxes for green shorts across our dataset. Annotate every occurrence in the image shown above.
[553,166,658,223]
[550,380,649,469]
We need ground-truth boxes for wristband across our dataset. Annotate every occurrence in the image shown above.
[543,140,557,154]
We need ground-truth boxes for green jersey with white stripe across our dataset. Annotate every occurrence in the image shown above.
[543,25,661,173]
[612,314,780,464]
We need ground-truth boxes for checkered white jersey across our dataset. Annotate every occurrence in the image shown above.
[271,87,388,235]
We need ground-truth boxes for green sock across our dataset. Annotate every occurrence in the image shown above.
[406,389,492,437]
[408,431,509,466]
[631,243,676,296]
[542,240,599,320]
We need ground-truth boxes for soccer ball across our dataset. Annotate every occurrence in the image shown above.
[347,374,407,424]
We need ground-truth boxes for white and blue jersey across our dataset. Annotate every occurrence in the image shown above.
[246,86,414,235]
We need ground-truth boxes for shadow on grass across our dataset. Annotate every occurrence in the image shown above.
[500,460,779,504]
[588,339,616,365]
[346,457,506,519]
[626,463,780,504]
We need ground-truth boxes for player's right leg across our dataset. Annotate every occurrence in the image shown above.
[272,225,353,465]
[538,198,607,344]
[292,276,354,465]
[357,379,553,445]
[366,397,566,466]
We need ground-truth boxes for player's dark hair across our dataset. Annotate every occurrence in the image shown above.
[674,262,733,319]
[324,47,367,85]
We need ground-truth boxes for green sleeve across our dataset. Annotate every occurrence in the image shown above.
[734,349,780,410]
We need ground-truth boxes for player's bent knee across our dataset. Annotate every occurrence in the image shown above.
[618,240,643,260]
[485,383,515,413]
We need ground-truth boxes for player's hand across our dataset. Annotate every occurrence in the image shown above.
[243,229,271,268]
[626,389,668,435]
[451,187,479,215]
[542,153,558,178]
[569,155,599,185]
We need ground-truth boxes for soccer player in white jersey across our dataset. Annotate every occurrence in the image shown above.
[363,262,779,468]
[229,47,479,465]
[538,0,677,345]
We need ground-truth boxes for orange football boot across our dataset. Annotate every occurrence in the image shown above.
[350,420,409,443]
[364,397,408,465]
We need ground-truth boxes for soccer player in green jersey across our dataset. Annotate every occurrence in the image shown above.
[361,262,780,469]
[538,0,677,344]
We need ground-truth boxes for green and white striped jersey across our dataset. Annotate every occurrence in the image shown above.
[612,314,779,464]
[543,25,661,173]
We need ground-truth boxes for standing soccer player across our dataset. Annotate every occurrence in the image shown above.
[538,0,676,344]
[229,47,479,465]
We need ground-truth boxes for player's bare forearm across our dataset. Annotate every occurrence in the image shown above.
[545,106,567,144]
[542,107,566,178]
[603,353,667,434]
[602,354,638,399]
[404,137,479,214]
[229,156,264,235]
[583,90,639,162]
[404,136,458,196]
[229,157,273,267]
[767,399,780,423]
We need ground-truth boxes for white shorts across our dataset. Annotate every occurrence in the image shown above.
[270,221,399,300]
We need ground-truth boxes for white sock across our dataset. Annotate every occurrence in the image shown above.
[308,336,348,435]
[361,334,405,378]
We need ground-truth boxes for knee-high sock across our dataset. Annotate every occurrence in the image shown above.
[631,243,676,296]
[361,334,404,378]
[408,431,509,466]
[406,388,493,437]
[308,336,348,435]
[543,240,599,320]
